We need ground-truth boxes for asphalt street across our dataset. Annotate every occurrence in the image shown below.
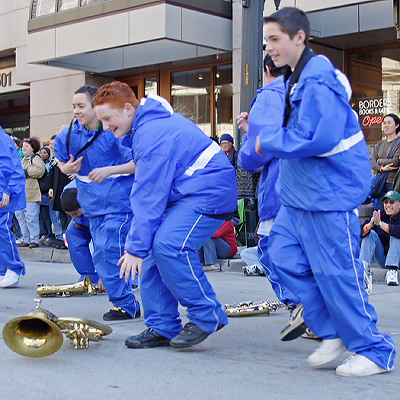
[0,258,399,400]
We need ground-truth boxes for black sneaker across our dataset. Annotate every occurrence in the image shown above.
[103,306,141,321]
[170,322,210,348]
[125,328,171,348]
[280,304,307,341]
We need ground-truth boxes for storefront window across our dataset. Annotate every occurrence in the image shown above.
[145,77,158,97]
[214,64,233,140]
[349,46,400,144]
[171,68,211,136]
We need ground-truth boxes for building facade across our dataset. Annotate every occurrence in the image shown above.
[0,0,399,145]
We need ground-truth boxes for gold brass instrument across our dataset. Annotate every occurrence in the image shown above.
[37,276,100,297]
[224,300,286,317]
[3,299,112,357]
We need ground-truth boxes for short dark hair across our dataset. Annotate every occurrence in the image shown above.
[75,85,98,107]
[264,7,310,44]
[12,136,21,148]
[263,54,289,77]
[61,188,80,212]
[50,134,57,141]
[22,137,41,153]
[384,114,400,134]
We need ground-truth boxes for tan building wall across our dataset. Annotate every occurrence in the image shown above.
[264,0,385,14]
[0,0,85,142]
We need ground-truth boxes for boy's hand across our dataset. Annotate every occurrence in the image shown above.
[88,166,112,183]
[118,253,144,282]
[0,193,10,208]
[61,154,83,175]
[256,136,264,156]
[237,112,249,133]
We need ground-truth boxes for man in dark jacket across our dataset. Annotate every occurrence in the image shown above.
[360,190,400,286]
[219,134,237,167]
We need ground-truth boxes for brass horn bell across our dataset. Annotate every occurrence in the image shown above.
[3,299,112,357]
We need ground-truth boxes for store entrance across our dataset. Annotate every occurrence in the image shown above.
[0,90,30,138]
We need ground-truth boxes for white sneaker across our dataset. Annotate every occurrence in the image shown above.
[336,354,389,377]
[386,269,398,286]
[243,265,265,276]
[307,338,346,367]
[0,269,20,288]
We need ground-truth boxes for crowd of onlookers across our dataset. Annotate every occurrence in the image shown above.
[11,129,73,251]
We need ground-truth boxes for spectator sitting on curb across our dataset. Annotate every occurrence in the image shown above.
[198,220,238,271]
[360,190,400,287]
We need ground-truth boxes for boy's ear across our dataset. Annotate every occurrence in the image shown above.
[296,30,306,45]
[124,102,135,117]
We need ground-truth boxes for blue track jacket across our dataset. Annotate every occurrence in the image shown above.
[54,121,134,217]
[0,127,26,213]
[238,77,284,221]
[123,94,238,259]
[259,56,371,211]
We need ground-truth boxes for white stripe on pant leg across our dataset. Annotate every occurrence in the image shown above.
[185,251,220,332]
[180,214,220,331]
[6,212,18,267]
[258,240,287,303]
[118,213,131,258]
[180,214,203,252]
[345,212,396,370]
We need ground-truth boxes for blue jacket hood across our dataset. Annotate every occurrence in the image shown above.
[124,94,238,259]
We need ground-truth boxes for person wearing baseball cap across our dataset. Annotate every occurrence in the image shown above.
[360,190,400,286]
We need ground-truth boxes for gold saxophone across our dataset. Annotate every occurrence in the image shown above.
[224,300,286,317]
[3,299,112,357]
[36,276,101,297]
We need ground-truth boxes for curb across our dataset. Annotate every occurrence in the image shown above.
[18,246,71,263]
[18,247,388,283]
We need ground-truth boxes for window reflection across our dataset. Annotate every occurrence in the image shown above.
[58,0,79,11]
[145,77,158,97]
[31,0,56,18]
[215,65,233,140]
[350,48,400,144]
[171,68,211,136]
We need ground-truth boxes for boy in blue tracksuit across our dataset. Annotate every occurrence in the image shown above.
[259,7,395,377]
[238,54,303,340]
[0,127,26,288]
[94,82,237,349]
[54,85,140,320]
[61,187,99,285]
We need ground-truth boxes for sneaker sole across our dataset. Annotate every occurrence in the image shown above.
[170,333,210,348]
[0,280,19,288]
[336,367,389,377]
[125,339,171,349]
[280,322,307,341]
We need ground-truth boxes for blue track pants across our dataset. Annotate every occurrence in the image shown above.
[258,233,300,307]
[139,207,228,339]
[0,212,25,276]
[65,220,99,283]
[89,213,139,317]
[269,206,395,371]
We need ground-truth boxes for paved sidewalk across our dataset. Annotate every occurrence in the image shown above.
[0,258,398,400]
